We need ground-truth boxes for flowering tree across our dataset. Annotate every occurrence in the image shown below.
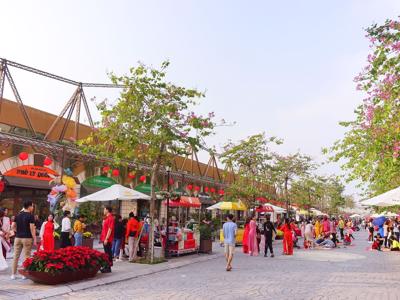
[81,61,215,261]
[325,19,400,195]
[220,133,281,208]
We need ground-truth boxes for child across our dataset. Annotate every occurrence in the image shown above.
[372,233,383,251]
[343,233,352,246]
[389,235,399,251]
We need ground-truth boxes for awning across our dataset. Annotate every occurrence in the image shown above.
[4,176,53,190]
[255,205,274,213]
[163,196,201,208]
[134,183,159,196]
[198,193,215,205]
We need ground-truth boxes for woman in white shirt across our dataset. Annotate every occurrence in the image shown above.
[304,220,314,249]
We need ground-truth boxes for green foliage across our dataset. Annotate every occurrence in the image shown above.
[325,19,400,196]
[199,224,212,240]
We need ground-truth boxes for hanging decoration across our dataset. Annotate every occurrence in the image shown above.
[168,178,174,185]
[102,166,110,173]
[218,189,225,196]
[128,171,136,179]
[19,152,28,161]
[204,187,209,193]
[140,175,147,183]
[210,187,216,193]
[194,186,200,192]
[0,180,5,193]
[112,169,120,177]
[187,184,193,191]
[43,157,53,166]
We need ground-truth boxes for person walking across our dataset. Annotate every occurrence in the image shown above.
[11,200,37,280]
[281,218,293,255]
[60,211,72,248]
[242,217,250,254]
[100,206,114,273]
[330,217,338,246]
[112,215,124,260]
[126,212,139,262]
[314,217,321,238]
[73,214,86,247]
[248,215,259,256]
[222,214,237,271]
[338,217,345,240]
[39,214,57,251]
[263,214,276,257]
[304,220,314,249]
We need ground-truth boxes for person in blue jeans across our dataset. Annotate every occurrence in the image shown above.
[112,215,124,260]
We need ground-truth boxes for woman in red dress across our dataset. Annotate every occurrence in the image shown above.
[39,214,56,251]
[281,219,293,255]
[242,217,251,253]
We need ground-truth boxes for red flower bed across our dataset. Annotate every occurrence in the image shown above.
[23,246,110,274]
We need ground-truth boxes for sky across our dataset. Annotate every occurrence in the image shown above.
[2,0,400,199]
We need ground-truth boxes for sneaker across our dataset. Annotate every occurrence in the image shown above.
[264,254,268,257]
[10,274,16,280]
[271,254,275,258]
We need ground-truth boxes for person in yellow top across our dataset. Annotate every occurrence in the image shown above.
[314,218,321,238]
[338,217,345,240]
[73,214,86,246]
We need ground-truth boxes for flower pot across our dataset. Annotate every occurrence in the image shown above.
[82,238,94,249]
[19,266,100,285]
[199,239,212,254]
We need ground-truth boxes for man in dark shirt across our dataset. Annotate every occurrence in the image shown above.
[263,215,276,257]
[11,200,37,279]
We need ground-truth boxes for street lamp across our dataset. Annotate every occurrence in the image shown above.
[165,166,171,258]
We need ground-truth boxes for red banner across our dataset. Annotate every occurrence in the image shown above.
[5,165,58,181]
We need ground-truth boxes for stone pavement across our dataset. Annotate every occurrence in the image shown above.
[0,245,221,300]
[49,230,400,300]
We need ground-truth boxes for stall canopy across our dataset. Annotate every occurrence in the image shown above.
[76,184,150,202]
[349,213,361,218]
[255,205,274,213]
[362,186,400,207]
[206,201,247,211]
[163,196,201,208]
[260,203,286,213]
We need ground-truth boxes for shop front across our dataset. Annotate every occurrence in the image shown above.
[0,164,59,217]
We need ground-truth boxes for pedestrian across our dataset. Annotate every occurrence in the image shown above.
[248,215,259,256]
[242,217,250,254]
[314,217,321,238]
[222,214,237,271]
[100,206,114,273]
[1,208,11,259]
[60,210,72,248]
[39,214,58,251]
[281,218,294,255]
[263,214,276,257]
[383,220,389,248]
[11,200,37,280]
[126,212,139,262]
[330,217,338,246]
[368,221,374,242]
[322,216,330,235]
[112,215,124,260]
[393,221,400,241]
[304,220,314,249]
[73,214,86,247]
[338,216,345,240]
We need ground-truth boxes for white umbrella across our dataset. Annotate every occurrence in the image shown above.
[76,184,150,203]
[262,203,286,213]
[384,212,398,217]
[362,186,400,207]
[349,213,361,218]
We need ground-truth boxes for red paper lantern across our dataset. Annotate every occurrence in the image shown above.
[43,157,52,166]
[218,189,225,195]
[187,184,193,191]
[112,169,120,177]
[19,152,28,161]
[210,187,216,193]
[194,186,200,192]
[0,181,4,193]
[102,166,110,173]
[168,178,174,185]
[204,187,209,193]
[128,172,136,179]
[140,175,146,183]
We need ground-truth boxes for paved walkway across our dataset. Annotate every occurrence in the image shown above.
[49,230,400,300]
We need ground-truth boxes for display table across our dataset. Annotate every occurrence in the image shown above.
[166,227,199,256]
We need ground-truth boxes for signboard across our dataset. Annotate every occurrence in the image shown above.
[4,165,59,181]
[81,176,117,189]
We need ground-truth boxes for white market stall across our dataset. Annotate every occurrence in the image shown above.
[362,186,400,207]
[76,184,150,202]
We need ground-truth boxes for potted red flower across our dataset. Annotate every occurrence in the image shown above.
[20,246,110,285]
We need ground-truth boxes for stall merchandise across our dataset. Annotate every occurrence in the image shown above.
[166,224,200,256]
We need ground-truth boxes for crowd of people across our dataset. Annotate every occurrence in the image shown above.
[0,200,162,279]
[222,213,400,271]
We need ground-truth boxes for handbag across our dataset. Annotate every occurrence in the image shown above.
[129,231,137,237]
